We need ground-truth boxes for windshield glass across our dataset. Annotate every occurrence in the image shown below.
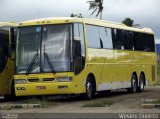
[16,24,72,74]
[0,27,9,73]
[16,27,41,74]
[42,25,71,72]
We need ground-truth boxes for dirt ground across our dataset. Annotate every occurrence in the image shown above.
[1,68,160,118]
[0,86,160,114]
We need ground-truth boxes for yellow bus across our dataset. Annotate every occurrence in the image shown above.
[0,22,17,99]
[14,18,157,99]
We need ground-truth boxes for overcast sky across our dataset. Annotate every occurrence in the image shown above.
[0,0,159,42]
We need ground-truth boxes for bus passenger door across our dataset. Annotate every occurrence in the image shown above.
[97,27,115,91]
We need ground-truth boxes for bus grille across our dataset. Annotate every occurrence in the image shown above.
[43,78,55,81]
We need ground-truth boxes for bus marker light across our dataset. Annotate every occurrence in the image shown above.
[36,86,46,90]
[17,87,26,90]
[58,85,68,89]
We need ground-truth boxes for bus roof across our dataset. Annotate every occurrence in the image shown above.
[19,17,154,34]
[0,22,17,27]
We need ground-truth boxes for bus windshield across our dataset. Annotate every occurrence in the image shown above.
[0,27,9,73]
[16,24,72,74]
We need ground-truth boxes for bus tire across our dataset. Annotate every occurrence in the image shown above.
[138,74,145,92]
[4,81,16,101]
[98,90,111,96]
[83,77,95,100]
[127,74,138,93]
[4,95,12,101]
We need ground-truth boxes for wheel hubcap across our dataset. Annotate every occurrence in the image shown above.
[132,78,136,92]
[140,80,144,90]
[87,82,92,98]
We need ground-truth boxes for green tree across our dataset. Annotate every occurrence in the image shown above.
[122,18,140,27]
[78,13,83,18]
[70,13,83,18]
[87,0,104,20]
[122,18,134,27]
[70,13,75,17]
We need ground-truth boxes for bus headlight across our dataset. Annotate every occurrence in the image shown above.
[15,79,27,84]
[55,77,72,82]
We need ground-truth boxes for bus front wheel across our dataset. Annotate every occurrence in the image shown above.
[83,77,95,100]
[4,81,16,101]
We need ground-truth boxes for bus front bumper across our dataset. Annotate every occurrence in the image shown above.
[15,82,80,96]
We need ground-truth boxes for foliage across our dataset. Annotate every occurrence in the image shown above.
[158,65,160,75]
[122,18,134,27]
[153,66,160,86]
[82,100,113,107]
[19,97,56,107]
[70,13,83,18]
[87,0,104,19]
[157,66,160,85]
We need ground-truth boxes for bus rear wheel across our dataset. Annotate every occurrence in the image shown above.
[127,74,138,93]
[138,74,145,92]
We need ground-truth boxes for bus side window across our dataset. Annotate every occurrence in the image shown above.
[133,32,142,51]
[99,27,113,49]
[86,25,100,48]
[144,34,155,52]
[123,31,134,50]
[133,32,155,52]
[149,35,155,52]
[112,29,124,50]
[111,29,116,49]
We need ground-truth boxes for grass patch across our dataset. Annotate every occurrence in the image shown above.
[154,66,160,86]
[152,100,160,104]
[0,106,13,110]
[146,100,160,104]
[155,78,160,86]
[82,100,113,107]
[158,65,160,75]
[18,97,56,107]
[157,66,160,85]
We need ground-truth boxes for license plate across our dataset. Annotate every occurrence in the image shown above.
[36,86,46,90]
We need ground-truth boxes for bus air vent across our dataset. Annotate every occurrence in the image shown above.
[28,79,39,82]
[43,78,55,82]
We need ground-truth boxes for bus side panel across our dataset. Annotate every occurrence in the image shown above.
[0,60,14,95]
[86,48,106,89]
[132,51,157,86]
[142,52,157,86]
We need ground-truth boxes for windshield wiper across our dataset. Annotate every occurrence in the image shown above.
[26,48,39,75]
[43,45,55,74]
